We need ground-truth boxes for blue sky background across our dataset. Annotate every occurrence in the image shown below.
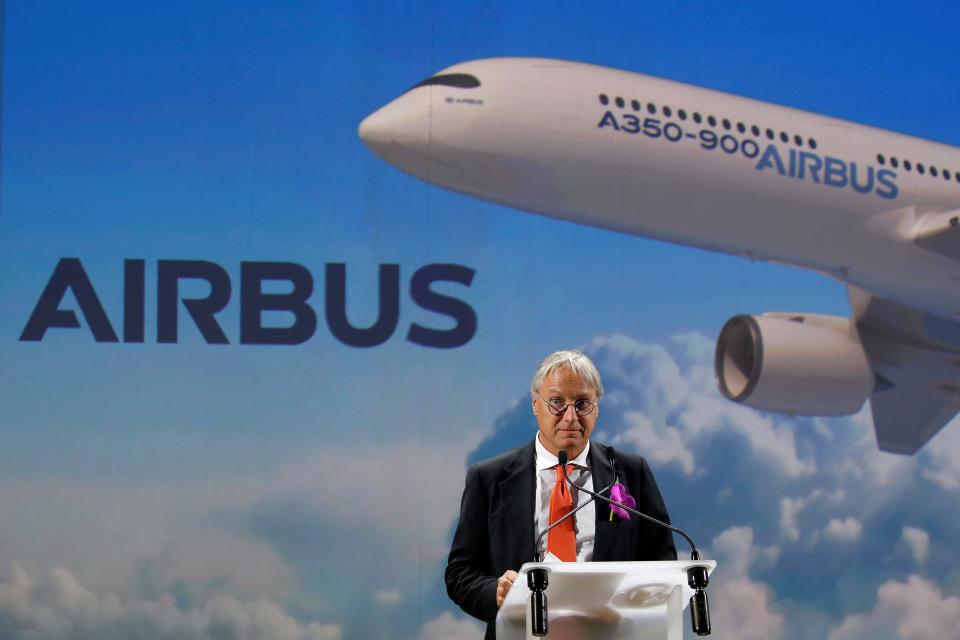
[1,2,960,639]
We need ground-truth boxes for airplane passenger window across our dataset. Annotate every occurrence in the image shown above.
[615,97,625,108]
[794,135,803,146]
[877,154,886,165]
[664,106,673,117]
[931,167,939,177]
[956,172,960,181]
[780,132,789,143]
[648,103,657,114]
[737,122,746,134]
[722,118,731,130]
[918,164,925,175]
[808,138,818,149]
[693,113,703,123]
[891,157,899,168]
[904,160,913,171]
[631,99,641,111]
[409,73,481,90]
[766,129,775,140]
[751,125,760,136]
[678,109,688,120]
[599,94,609,105]
[707,115,717,126]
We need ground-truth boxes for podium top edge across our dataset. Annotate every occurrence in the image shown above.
[518,559,717,575]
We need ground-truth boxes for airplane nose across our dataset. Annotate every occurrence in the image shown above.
[358,92,431,158]
[357,109,386,147]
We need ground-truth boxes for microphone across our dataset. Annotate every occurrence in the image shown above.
[557,449,712,636]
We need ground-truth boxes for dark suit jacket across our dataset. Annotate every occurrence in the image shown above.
[444,440,677,638]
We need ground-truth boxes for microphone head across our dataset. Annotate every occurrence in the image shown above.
[558,450,568,466]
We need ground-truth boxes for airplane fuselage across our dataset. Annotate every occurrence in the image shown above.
[360,58,960,321]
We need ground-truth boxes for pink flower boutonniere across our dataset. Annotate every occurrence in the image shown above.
[609,483,636,521]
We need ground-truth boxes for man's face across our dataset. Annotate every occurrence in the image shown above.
[532,366,598,458]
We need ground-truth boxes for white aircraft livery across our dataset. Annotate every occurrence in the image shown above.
[359,57,960,455]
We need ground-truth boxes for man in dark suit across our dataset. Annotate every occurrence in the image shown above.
[445,350,677,638]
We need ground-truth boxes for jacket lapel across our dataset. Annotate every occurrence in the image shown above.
[497,442,536,568]
[590,442,616,561]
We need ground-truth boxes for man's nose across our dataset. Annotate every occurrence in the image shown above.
[560,404,577,421]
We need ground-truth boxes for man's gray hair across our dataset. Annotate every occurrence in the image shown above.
[530,349,604,398]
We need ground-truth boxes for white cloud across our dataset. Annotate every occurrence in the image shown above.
[863,448,915,488]
[920,416,960,490]
[0,479,295,600]
[779,491,821,543]
[707,527,784,640]
[812,417,835,441]
[823,518,864,543]
[711,527,779,579]
[711,577,785,640]
[901,527,929,565]
[256,439,477,563]
[619,411,696,475]
[421,611,485,640]
[824,408,916,490]
[829,575,960,640]
[712,526,756,577]
[0,436,482,637]
[670,331,715,364]
[719,409,816,479]
[0,562,341,640]
[781,487,849,543]
[372,589,401,605]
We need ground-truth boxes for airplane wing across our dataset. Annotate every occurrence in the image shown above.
[912,209,960,260]
[866,206,960,261]
[849,286,960,454]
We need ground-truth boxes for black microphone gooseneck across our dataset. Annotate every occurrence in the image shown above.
[528,453,613,637]
[533,477,614,563]
[558,449,699,556]
[558,449,712,636]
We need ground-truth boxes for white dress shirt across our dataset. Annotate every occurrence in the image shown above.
[534,434,596,562]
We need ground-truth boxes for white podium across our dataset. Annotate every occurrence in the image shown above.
[497,560,716,640]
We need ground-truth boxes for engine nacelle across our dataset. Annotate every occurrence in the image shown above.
[714,313,873,416]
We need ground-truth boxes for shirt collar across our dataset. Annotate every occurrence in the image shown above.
[535,433,591,471]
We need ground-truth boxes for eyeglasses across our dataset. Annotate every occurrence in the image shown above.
[537,394,596,417]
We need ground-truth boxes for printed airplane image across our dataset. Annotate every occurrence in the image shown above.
[359,58,960,455]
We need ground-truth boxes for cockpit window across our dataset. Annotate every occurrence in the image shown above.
[408,73,481,91]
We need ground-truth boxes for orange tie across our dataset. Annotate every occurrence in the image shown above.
[548,464,577,562]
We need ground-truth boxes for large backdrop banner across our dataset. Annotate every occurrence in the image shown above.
[1,3,959,639]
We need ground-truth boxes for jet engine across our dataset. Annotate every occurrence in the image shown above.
[714,313,874,416]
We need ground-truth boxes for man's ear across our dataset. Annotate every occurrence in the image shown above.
[531,395,538,417]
